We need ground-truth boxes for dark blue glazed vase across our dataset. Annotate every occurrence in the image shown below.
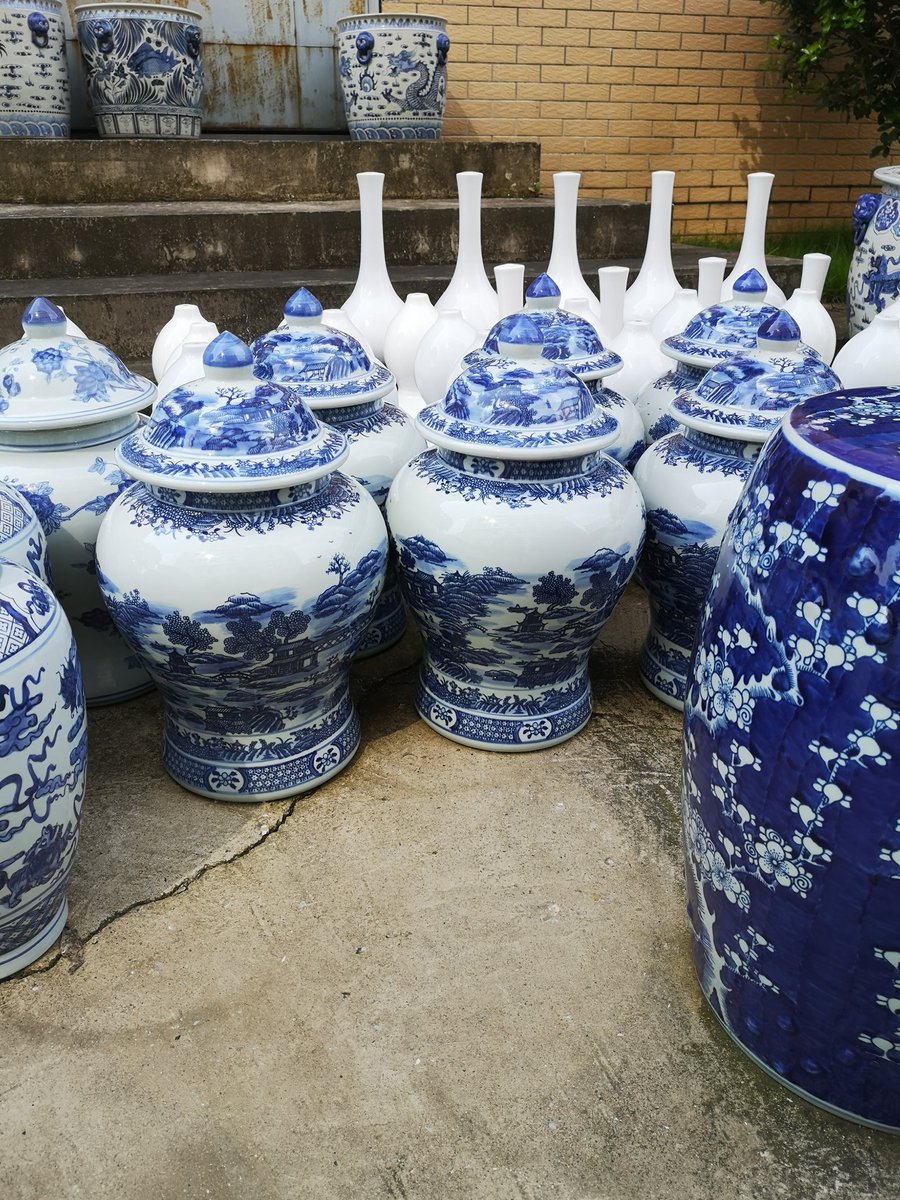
[683,387,900,1129]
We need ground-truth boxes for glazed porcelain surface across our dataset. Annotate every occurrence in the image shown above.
[545,172,602,320]
[341,172,403,361]
[721,172,786,304]
[0,479,49,583]
[832,302,900,389]
[435,172,499,335]
[0,558,85,979]
[96,333,387,801]
[635,359,707,444]
[336,11,448,140]
[635,313,841,709]
[75,2,203,138]
[253,287,424,655]
[412,308,476,411]
[465,273,645,470]
[0,0,69,136]
[683,387,900,1130]
[387,315,645,752]
[662,269,782,369]
[383,292,437,410]
[846,166,900,336]
[151,302,205,382]
[0,298,154,704]
[622,170,679,323]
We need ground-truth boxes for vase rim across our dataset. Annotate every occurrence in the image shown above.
[785,387,900,492]
[336,11,446,24]
[74,3,202,17]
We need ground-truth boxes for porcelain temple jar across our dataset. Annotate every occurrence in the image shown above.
[636,269,782,443]
[95,333,387,802]
[252,287,424,656]
[0,297,155,705]
[462,273,646,471]
[0,0,69,136]
[634,312,841,709]
[682,386,900,1130]
[0,479,50,583]
[336,11,449,141]
[0,557,86,978]
[75,2,203,138]
[387,314,645,752]
[846,166,900,336]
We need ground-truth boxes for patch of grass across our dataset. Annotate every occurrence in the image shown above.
[677,225,852,303]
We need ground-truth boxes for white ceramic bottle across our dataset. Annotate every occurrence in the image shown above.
[608,319,671,404]
[383,292,438,411]
[154,318,219,400]
[546,171,602,319]
[832,301,900,387]
[436,171,499,335]
[151,302,205,383]
[494,263,525,318]
[342,171,404,360]
[596,264,629,344]
[721,172,787,304]
[623,170,680,323]
[413,308,477,411]
[696,256,728,310]
[782,253,836,364]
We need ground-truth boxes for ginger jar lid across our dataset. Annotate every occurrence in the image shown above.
[467,273,623,380]
[117,332,348,492]
[661,269,783,368]
[251,287,395,409]
[416,314,619,460]
[0,297,156,430]
[670,312,842,442]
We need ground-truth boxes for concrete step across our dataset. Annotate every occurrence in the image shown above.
[0,197,651,281]
[0,249,805,362]
[0,137,542,205]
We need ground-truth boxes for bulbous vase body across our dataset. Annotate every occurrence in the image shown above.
[97,476,387,800]
[388,449,645,750]
[683,389,900,1130]
[846,167,900,336]
[0,558,86,978]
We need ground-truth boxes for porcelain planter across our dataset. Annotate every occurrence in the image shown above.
[75,2,203,138]
[96,333,387,802]
[847,166,900,336]
[0,557,86,979]
[336,11,449,141]
[253,287,424,656]
[0,0,69,136]
[683,386,900,1130]
[0,297,155,705]
[388,314,645,752]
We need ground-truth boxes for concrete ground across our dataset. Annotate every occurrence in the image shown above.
[1,586,897,1199]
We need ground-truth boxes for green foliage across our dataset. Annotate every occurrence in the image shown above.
[765,0,900,157]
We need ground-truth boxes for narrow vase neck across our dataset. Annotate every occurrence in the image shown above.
[738,173,773,263]
[644,171,675,264]
[357,174,392,284]
[550,172,580,266]
[455,174,485,274]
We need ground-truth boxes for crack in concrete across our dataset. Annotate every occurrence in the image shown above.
[25,791,303,979]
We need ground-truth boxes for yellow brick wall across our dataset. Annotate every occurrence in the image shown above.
[383,0,883,236]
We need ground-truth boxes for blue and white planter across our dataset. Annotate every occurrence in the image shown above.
[683,386,900,1130]
[0,557,86,979]
[634,312,841,709]
[463,273,646,471]
[336,11,449,141]
[0,0,69,136]
[95,332,387,802]
[252,287,424,657]
[847,166,900,337]
[387,314,645,752]
[75,1,202,138]
[0,297,155,706]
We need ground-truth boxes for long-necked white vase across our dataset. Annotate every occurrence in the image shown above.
[383,292,438,411]
[436,172,499,336]
[494,263,525,318]
[151,302,205,383]
[546,172,602,319]
[413,308,476,411]
[597,264,628,343]
[721,173,787,304]
[342,172,403,360]
[783,252,836,364]
[623,170,679,323]
[831,302,900,387]
[608,318,671,403]
[696,256,727,309]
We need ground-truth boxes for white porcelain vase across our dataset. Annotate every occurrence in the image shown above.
[546,172,602,319]
[436,171,499,335]
[383,292,438,410]
[342,171,403,360]
[721,172,786,304]
[623,170,679,323]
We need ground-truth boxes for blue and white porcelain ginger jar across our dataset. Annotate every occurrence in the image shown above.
[0,297,155,705]
[387,314,646,751]
[463,273,646,471]
[636,269,782,443]
[683,386,900,1130]
[0,479,50,583]
[95,333,388,802]
[336,11,449,141]
[846,166,900,336]
[75,1,202,138]
[0,556,86,979]
[0,0,69,136]
[252,287,424,656]
[634,312,841,710]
